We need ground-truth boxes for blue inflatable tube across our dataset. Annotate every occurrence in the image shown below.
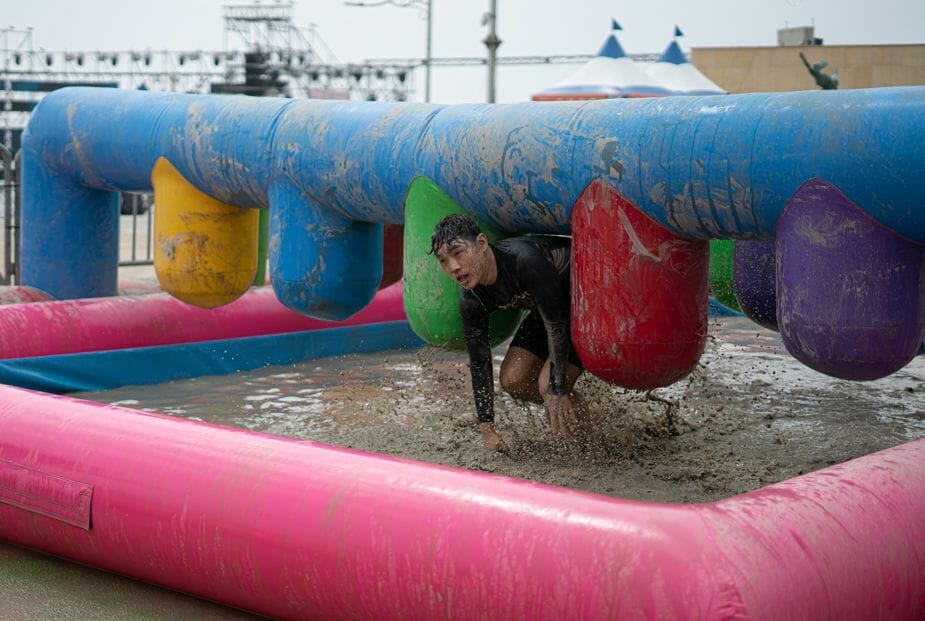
[21,86,925,315]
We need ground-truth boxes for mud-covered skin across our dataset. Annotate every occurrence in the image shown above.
[459,236,573,423]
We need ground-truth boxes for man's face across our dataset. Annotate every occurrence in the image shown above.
[436,238,484,290]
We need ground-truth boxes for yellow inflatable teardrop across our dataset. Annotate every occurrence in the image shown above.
[151,157,259,308]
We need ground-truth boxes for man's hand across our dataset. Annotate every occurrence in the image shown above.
[479,422,509,453]
[544,393,578,438]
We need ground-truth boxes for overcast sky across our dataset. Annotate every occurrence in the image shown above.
[3,0,923,103]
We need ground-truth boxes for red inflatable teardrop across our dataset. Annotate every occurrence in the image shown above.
[379,224,404,290]
[571,181,709,388]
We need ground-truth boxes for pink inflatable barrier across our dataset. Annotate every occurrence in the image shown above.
[0,386,922,619]
[0,285,53,305]
[0,280,163,306]
[0,282,404,359]
[114,278,164,296]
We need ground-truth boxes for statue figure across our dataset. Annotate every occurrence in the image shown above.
[800,52,839,90]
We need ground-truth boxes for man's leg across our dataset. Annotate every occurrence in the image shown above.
[499,346,545,404]
[483,312,545,452]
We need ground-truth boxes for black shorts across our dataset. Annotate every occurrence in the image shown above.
[509,310,583,369]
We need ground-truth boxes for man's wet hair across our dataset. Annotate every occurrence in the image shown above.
[430,214,482,255]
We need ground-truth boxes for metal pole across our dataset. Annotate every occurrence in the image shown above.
[1,145,11,284]
[425,0,433,102]
[482,0,500,103]
[12,148,19,284]
[345,0,433,102]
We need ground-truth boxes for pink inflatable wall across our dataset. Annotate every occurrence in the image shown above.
[1,385,922,619]
[0,282,404,359]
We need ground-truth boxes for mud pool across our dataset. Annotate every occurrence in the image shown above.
[77,316,925,504]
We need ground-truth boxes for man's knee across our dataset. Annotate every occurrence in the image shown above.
[500,367,542,403]
[500,367,531,400]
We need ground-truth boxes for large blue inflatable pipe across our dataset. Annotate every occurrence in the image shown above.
[21,86,925,316]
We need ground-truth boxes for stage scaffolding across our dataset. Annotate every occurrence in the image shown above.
[1,1,638,154]
[1,3,418,153]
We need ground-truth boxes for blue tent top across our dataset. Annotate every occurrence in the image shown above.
[657,39,687,65]
[597,35,628,59]
[532,26,674,99]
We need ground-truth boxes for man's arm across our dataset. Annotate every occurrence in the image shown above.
[520,249,576,437]
[540,313,570,396]
[520,261,571,397]
[537,301,577,438]
[460,295,494,423]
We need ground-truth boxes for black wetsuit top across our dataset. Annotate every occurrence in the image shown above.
[459,236,572,423]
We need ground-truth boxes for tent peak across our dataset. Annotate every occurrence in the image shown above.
[597,34,627,59]
[658,39,687,65]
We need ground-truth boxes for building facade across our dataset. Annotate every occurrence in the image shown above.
[692,44,925,93]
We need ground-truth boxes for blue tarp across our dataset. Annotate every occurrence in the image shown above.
[0,321,424,394]
[708,297,743,318]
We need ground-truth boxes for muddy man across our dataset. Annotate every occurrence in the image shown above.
[430,214,584,451]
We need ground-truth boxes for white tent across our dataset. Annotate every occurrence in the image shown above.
[645,39,727,95]
[532,33,672,101]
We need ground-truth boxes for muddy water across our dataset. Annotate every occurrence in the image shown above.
[77,316,925,504]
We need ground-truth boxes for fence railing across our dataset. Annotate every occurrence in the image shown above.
[119,193,154,267]
[0,145,19,285]
[0,144,154,286]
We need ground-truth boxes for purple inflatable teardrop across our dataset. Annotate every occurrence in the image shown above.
[777,179,925,381]
[732,240,778,331]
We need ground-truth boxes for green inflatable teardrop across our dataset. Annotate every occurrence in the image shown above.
[709,239,740,311]
[403,176,522,350]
